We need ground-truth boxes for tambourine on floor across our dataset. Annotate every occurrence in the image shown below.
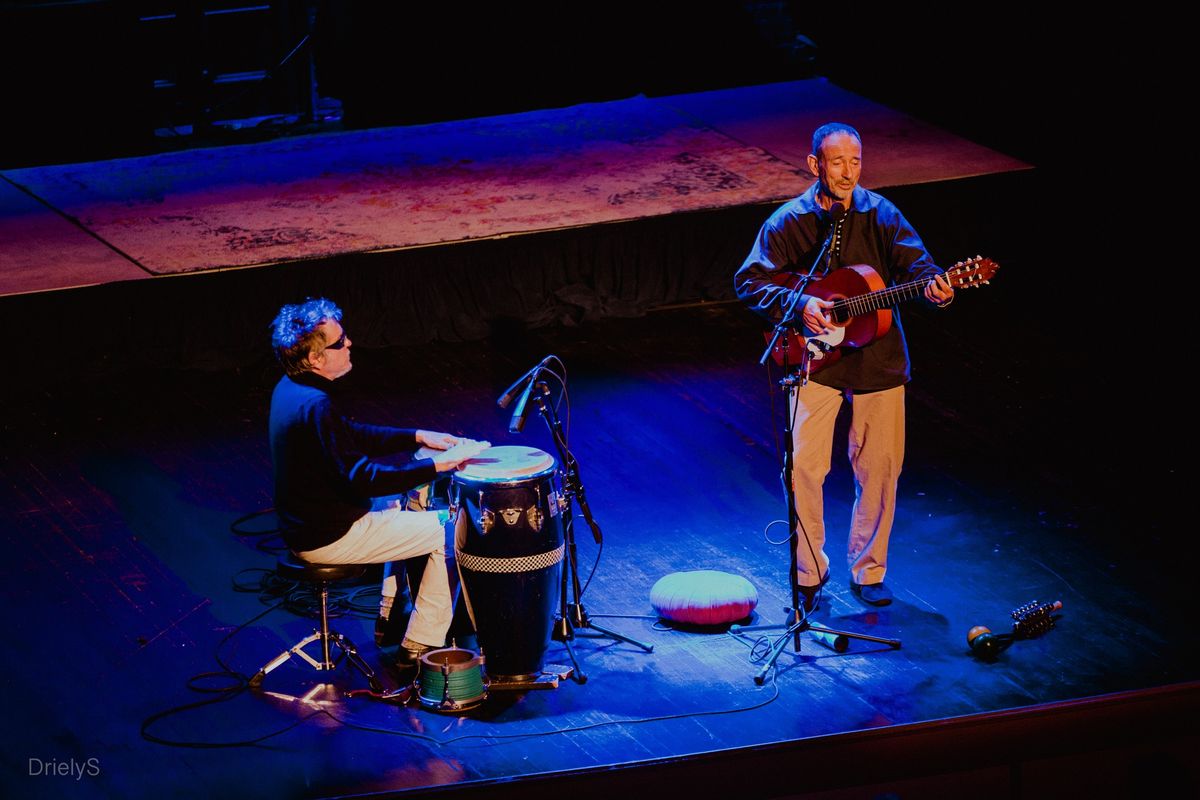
[406,644,576,713]
[412,645,488,713]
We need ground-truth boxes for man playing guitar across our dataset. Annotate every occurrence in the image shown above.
[735,122,955,610]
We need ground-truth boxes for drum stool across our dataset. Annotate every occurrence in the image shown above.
[249,553,383,692]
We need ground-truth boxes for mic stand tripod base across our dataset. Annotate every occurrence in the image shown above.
[568,604,654,653]
[733,607,902,685]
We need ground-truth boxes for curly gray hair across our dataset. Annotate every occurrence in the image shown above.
[270,297,343,376]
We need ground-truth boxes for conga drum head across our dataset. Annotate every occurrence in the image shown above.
[455,446,556,486]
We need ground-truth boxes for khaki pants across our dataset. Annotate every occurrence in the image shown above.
[790,382,905,587]
[299,506,456,648]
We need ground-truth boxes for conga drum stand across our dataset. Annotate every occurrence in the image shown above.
[528,381,655,685]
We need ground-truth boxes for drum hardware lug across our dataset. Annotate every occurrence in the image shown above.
[439,661,454,709]
[499,508,522,527]
[475,490,493,534]
[527,485,544,531]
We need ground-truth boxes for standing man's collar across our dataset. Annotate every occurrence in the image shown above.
[798,183,868,216]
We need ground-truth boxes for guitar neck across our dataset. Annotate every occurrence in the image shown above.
[832,277,929,318]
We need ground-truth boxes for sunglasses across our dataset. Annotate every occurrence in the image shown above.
[323,331,347,351]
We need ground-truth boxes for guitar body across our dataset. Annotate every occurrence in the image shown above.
[766,264,891,372]
[761,255,999,373]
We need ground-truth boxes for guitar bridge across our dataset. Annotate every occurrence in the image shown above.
[805,338,833,360]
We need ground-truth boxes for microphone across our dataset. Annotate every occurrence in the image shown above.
[507,370,542,434]
[819,203,844,244]
[821,202,844,271]
[496,356,553,409]
[780,200,845,338]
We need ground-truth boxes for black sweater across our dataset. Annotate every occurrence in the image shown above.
[268,372,438,552]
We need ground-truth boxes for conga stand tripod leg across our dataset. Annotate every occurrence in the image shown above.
[529,385,654,685]
[552,502,586,683]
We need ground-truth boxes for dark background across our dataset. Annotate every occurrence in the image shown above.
[1,3,1164,170]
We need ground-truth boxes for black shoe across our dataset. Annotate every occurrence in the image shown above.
[797,572,830,614]
[374,609,410,648]
[798,585,821,614]
[394,638,436,672]
[850,581,893,606]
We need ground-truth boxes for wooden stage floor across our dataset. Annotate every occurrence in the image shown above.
[1,295,1194,798]
[1,74,1192,799]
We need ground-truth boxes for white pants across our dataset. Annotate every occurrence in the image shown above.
[791,382,905,587]
[298,506,456,648]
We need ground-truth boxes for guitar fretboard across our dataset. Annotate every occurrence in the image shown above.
[829,262,987,320]
[831,277,930,320]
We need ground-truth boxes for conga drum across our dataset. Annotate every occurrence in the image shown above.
[452,446,563,681]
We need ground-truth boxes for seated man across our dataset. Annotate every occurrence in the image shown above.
[267,297,487,666]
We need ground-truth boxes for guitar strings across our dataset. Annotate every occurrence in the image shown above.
[827,260,990,319]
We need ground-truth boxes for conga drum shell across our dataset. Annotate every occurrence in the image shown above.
[453,446,563,680]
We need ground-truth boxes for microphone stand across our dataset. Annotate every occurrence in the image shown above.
[527,381,654,684]
[745,209,901,684]
[736,358,902,684]
[758,201,841,369]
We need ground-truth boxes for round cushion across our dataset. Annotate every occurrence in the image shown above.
[650,570,758,626]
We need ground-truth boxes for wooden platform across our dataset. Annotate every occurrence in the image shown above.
[0,78,1026,296]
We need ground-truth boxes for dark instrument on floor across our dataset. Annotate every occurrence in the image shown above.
[452,446,564,681]
[967,599,1063,660]
[414,645,488,712]
[764,256,1000,372]
[1011,599,1063,639]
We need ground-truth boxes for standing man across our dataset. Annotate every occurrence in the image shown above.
[268,297,488,666]
[735,123,954,609]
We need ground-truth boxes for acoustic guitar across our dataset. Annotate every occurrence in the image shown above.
[765,256,999,372]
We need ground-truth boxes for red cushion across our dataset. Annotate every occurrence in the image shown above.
[650,570,758,626]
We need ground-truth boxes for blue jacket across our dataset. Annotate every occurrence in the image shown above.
[735,183,941,390]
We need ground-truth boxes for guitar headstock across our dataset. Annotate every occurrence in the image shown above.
[945,255,999,289]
